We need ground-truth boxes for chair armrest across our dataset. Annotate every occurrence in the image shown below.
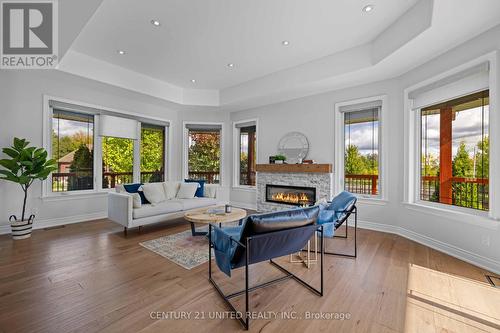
[108,192,133,227]
[209,224,244,277]
[209,224,245,247]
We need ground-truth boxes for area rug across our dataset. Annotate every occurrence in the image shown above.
[139,228,213,270]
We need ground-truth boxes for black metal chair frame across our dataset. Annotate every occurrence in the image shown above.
[208,224,324,330]
[323,204,358,258]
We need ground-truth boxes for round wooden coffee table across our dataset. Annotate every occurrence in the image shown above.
[184,206,247,236]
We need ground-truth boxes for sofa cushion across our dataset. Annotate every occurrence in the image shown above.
[133,201,183,219]
[163,181,181,199]
[204,184,218,198]
[184,179,205,197]
[176,183,198,199]
[171,197,217,210]
[123,183,149,204]
[131,193,142,208]
[142,183,166,204]
[115,184,125,193]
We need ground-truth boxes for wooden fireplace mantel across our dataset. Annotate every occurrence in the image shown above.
[256,164,332,173]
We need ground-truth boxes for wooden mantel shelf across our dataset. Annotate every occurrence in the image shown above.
[256,164,332,173]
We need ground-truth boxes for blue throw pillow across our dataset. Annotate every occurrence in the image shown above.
[184,179,205,197]
[123,183,150,204]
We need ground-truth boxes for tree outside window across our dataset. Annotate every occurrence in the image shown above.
[187,126,221,184]
[420,90,489,211]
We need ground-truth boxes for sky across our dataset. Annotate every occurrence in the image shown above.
[344,105,488,158]
[345,121,379,156]
[422,106,489,157]
[55,106,487,161]
[52,117,93,137]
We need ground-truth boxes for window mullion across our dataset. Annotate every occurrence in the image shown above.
[133,125,141,183]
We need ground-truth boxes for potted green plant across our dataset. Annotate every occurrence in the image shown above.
[0,138,57,240]
[274,154,287,164]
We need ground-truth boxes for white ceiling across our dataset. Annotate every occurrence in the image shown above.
[71,0,418,89]
[59,0,500,109]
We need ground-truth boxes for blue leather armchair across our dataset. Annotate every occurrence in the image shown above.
[317,191,358,257]
[208,206,323,330]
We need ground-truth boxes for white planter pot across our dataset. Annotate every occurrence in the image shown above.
[10,217,34,240]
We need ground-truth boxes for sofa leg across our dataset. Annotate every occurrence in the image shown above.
[124,227,128,236]
[138,226,142,233]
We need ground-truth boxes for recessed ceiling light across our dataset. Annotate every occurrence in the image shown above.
[362,4,374,12]
[191,79,196,83]
[227,63,234,68]
[151,19,161,26]
[117,50,126,55]
[282,40,290,46]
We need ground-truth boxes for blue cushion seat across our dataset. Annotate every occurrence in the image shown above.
[317,191,356,237]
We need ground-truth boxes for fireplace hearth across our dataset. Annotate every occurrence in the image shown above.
[266,184,316,207]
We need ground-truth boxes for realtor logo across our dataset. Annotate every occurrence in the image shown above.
[1,0,58,69]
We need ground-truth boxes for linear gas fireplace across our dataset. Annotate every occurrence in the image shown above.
[266,184,316,207]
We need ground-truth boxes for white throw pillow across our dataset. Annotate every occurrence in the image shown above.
[142,183,166,204]
[163,181,181,200]
[204,184,218,198]
[176,183,199,199]
[115,184,125,193]
[131,193,142,208]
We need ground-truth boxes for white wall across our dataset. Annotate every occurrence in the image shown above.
[0,70,227,231]
[229,25,500,273]
[1,22,499,274]
[229,79,401,226]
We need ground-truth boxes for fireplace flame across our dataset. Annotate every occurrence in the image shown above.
[272,192,310,204]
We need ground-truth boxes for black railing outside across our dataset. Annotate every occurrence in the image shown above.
[188,171,220,184]
[140,171,164,183]
[345,174,378,195]
[239,171,256,186]
[53,170,167,192]
[420,176,489,211]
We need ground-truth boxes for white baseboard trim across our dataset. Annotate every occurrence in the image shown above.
[230,201,257,211]
[357,219,500,275]
[0,212,107,235]
[1,209,498,274]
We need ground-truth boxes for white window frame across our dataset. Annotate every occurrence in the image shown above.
[334,95,388,202]
[139,123,169,184]
[183,121,224,186]
[403,52,499,223]
[42,95,171,199]
[232,118,258,190]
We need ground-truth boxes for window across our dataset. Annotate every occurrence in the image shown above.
[46,98,171,196]
[186,124,222,184]
[102,137,134,189]
[234,121,257,187]
[420,90,489,211]
[140,124,165,183]
[51,110,94,192]
[343,107,380,196]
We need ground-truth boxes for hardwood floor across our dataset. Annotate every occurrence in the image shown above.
[0,218,499,333]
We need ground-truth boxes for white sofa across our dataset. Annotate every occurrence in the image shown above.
[107,181,224,233]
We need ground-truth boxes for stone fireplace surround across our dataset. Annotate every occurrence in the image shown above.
[256,164,333,212]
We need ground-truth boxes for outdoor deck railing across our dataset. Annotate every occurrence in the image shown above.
[53,172,488,210]
[345,174,488,211]
[421,175,489,211]
[52,171,164,191]
[187,171,220,184]
[345,174,378,195]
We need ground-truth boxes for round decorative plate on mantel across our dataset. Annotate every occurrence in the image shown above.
[277,132,309,164]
